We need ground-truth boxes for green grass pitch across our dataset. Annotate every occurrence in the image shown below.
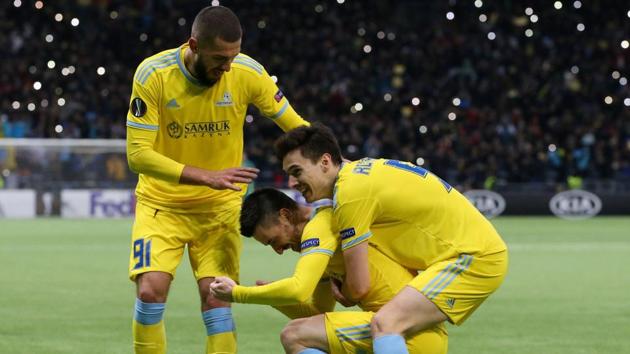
[1,217,629,353]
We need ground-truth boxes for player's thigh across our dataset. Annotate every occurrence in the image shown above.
[129,203,188,281]
[409,251,508,326]
[405,323,449,354]
[324,311,373,354]
[282,314,329,351]
[188,206,242,281]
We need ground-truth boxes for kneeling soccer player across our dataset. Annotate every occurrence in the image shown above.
[210,188,447,353]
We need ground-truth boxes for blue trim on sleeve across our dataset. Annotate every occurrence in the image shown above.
[134,298,165,325]
[232,59,263,74]
[127,120,159,131]
[300,249,334,257]
[137,52,177,84]
[202,307,235,336]
[341,231,372,250]
[270,101,289,119]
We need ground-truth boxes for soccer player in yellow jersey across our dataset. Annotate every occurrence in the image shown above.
[125,6,308,354]
[274,124,508,354]
[209,188,447,354]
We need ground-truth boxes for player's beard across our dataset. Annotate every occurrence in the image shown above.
[192,58,218,86]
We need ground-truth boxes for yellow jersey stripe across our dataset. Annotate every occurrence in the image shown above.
[232,59,263,74]
[269,101,289,119]
[136,51,177,83]
[341,231,372,250]
[235,54,263,69]
[300,249,334,257]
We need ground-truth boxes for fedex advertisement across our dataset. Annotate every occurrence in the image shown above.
[61,189,135,218]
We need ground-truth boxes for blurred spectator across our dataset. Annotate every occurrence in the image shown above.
[0,0,629,189]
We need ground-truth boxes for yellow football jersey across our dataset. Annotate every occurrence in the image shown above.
[126,44,308,212]
[333,158,507,270]
[232,202,416,312]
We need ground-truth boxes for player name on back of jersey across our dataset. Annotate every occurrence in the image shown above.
[167,120,231,139]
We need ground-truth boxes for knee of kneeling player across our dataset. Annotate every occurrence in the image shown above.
[371,312,401,336]
[280,319,307,347]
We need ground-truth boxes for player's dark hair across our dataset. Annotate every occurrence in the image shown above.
[274,123,343,165]
[191,6,242,46]
[240,188,298,238]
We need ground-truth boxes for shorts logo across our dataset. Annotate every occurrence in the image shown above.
[300,238,320,250]
[274,90,284,102]
[130,97,147,118]
[340,228,356,240]
[446,298,456,309]
[167,121,182,138]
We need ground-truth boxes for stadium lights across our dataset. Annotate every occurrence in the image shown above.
[577,23,585,32]
[97,67,106,75]
[525,29,534,37]
[448,112,457,120]
[13,0,21,8]
[245,115,254,123]
[337,0,345,4]
[487,32,496,40]
[474,0,483,8]
[530,14,539,23]
[47,60,56,69]
[55,125,63,133]
[620,77,628,86]
[416,157,425,166]
[479,14,487,22]
[140,33,148,41]
[570,66,579,74]
[354,103,364,111]
[211,0,220,6]
[377,31,385,39]
[347,145,357,153]
[35,1,43,9]
[412,97,420,106]
[55,13,63,22]
[41,99,49,107]
[28,65,37,74]
[71,18,80,27]
[604,96,613,104]
[387,32,396,40]
[257,20,266,29]
[315,4,323,13]
[573,1,582,9]
[57,98,66,106]
[110,11,118,20]
[270,75,278,83]
[446,12,455,20]
[363,45,372,53]
[33,81,42,90]
[27,103,36,112]
[178,18,186,26]
[548,144,557,152]
[525,7,534,16]
[357,27,366,36]
[384,93,392,102]
[61,68,70,76]
[554,1,563,10]
[452,97,461,106]
[12,101,20,110]
[612,71,621,79]
[621,40,629,49]
[45,34,53,43]
[419,125,428,134]
[624,98,630,106]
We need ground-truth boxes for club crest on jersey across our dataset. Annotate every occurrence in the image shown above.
[340,228,356,240]
[216,91,233,106]
[300,238,320,250]
[167,121,182,139]
[274,90,284,102]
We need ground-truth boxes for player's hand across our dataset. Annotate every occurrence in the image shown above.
[180,166,259,191]
[330,278,357,307]
[209,276,237,302]
[205,167,260,191]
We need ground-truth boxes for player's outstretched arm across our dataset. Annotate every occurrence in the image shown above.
[180,165,259,191]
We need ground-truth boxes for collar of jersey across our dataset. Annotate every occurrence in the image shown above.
[308,199,333,220]
[176,44,205,87]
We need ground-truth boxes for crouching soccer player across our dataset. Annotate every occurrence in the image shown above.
[210,188,447,353]
[274,123,509,354]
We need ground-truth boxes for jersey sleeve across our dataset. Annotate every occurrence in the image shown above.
[238,55,309,131]
[270,279,335,319]
[231,253,330,305]
[125,66,184,183]
[334,195,379,251]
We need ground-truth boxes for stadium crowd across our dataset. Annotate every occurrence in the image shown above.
[1,0,629,189]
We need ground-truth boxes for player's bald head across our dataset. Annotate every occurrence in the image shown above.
[191,6,242,48]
